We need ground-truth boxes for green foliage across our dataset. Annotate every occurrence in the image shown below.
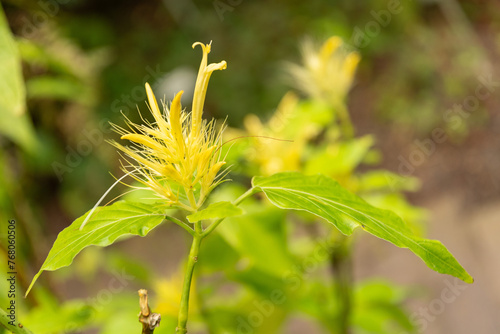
[252,172,473,283]
[217,206,293,277]
[187,201,243,223]
[1,2,486,331]
[25,76,88,102]
[27,201,167,295]
[22,300,93,334]
[352,280,414,333]
[0,4,36,153]
[305,135,376,176]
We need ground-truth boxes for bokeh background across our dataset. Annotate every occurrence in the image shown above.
[1,0,499,333]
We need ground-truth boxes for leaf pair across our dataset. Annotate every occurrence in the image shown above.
[27,172,472,296]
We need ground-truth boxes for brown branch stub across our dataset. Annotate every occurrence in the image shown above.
[138,289,161,334]
[139,289,150,317]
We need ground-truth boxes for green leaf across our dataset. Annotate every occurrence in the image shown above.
[217,206,294,277]
[27,201,167,295]
[0,4,37,152]
[252,172,473,283]
[358,169,421,193]
[26,75,88,103]
[352,280,415,334]
[305,135,375,176]
[23,300,94,334]
[187,201,243,223]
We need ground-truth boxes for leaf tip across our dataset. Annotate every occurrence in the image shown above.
[25,271,42,297]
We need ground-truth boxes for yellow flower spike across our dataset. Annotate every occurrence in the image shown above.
[145,83,169,134]
[287,36,360,104]
[191,42,227,137]
[113,41,228,210]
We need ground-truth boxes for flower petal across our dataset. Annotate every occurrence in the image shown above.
[145,83,169,133]
[191,42,226,138]
[170,90,185,158]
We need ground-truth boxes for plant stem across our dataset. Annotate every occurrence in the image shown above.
[0,308,34,334]
[330,234,352,334]
[167,215,196,237]
[335,102,354,139]
[176,222,202,334]
[175,187,258,332]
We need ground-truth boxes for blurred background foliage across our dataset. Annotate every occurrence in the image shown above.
[0,0,499,333]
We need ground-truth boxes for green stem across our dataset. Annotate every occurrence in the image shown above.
[330,234,352,334]
[0,308,34,334]
[335,103,354,139]
[167,215,196,237]
[176,223,202,334]
[175,187,258,333]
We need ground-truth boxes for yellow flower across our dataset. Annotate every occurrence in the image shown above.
[111,42,227,210]
[154,269,197,318]
[229,36,361,175]
[237,92,311,176]
[286,36,360,104]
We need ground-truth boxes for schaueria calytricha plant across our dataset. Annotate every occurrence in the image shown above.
[109,42,231,333]
[22,41,473,334]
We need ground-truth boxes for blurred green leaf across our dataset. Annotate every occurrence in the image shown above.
[217,206,294,277]
[296,99,333,127]
[252,172,473,283]
[305,136,375,176]
[90,293,158,334]
[23,300,94,334]
[358,170,421,193]
[17,38,81,77]
[97,294,150,334]
[27,201,168,295]
[0,4,36,152]
[187,201,243,223]
[198,232,240,273]
[352,280,415,333]
[230,266,286,299]
[107,250,153,284]
[26,75,88,102]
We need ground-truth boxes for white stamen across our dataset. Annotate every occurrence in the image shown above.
[79,169,137,230]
